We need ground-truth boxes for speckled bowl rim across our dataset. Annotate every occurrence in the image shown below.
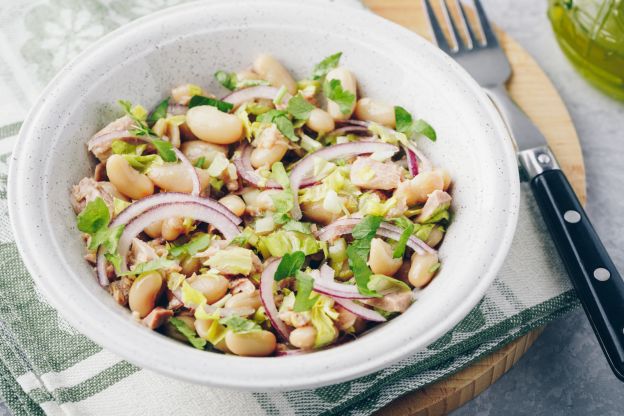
[9,0,519,391]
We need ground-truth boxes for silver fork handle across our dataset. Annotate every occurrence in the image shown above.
[485,84,548,156]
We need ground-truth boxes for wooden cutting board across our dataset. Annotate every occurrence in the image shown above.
[362,0,586,414]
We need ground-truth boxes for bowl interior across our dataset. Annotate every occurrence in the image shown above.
[9,0,518,390]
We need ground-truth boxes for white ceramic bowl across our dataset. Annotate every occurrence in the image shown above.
[8,0,519,391]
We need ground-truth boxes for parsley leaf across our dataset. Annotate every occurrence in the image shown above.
[394,106,437,142]
[151,138,177,162]
[293,271,319,312]
[214,70,237,91]
[194,156,206,169]
[123,154,161,173]
[393,222,415,258]
[170,233,212,258]
[219,315,261,333]
[286,94,315,120]
[77,198,109,234]
[323,79,355,115]
[351,215,383,240]
[188,95,234,113]
[346,215,383,297]
[274,251,305,281]
[169,317,206,350]
[118,100,152,136]
[119,258,177,276]
[394,106,413,135]
[412,119,437,142]
[148,97,169,124]
[257,110,299,142]
[312,52,342,80]
[88,223,124,252]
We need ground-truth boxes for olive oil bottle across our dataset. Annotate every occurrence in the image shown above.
[548,0,624,100]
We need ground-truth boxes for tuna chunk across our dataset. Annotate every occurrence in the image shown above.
[142,307,174,329]
[87,116,136,162]
[350,157,402,190]
[71,177,126,215]
[362,291,413,313]
[109,277,133,306]
[417,190,451,223]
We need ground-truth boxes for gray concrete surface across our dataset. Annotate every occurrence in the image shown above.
[452,0,624,414]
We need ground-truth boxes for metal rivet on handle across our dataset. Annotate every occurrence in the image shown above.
[537,153,551,164]
[564,210,581,224]
[594,268,611,282]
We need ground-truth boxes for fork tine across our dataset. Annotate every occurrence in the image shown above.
[457,0,478,48]
[440,0,467,51]
[422,0,452,53]
[473,0,499,46]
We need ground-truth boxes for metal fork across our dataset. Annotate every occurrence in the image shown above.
[423,0,624,382]
[423,0,544,150]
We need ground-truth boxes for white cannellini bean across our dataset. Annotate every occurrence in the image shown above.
[325,67,357,120]
[225,330,277,357]
[147,162,211,193]
[128,272,163,318]
[408,252,439,288]
[289,326,317,349]
[355,98,395,128]
[395,170,446,205]
[218,195,246,217]
[189,273,229,304]
[185,105,243,144]
[368,238,403,276]
[253,54,297,94]
[306,108,335,134]
[180,140,228,166]
[106,154,154,200]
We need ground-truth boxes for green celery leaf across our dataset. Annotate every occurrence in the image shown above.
[351,215,383,240]
[148,97,170,124]
[293,271,319,312]
[119,258,177,276]
[394,106,414,135]
[169,317,206,350]
[214,70,237,91]
[188,95,234,113]
[219,315,261,333]
[393,222,415,258]
[151,138,177,162]
[170,233,212,258]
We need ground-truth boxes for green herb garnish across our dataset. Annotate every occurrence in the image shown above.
[393,222,415,258]
[151,138,177,162]
[214,70,238,91]
[148,97,169,124]
[119,258,178,276]
[257,110,298,142]
[312,52,342,80]
[274,251,306,281]
[346,215,383,297]
[323,79,355,115]
[169,317,206,350]
[219,315,262,333]
[293,271,319,312]
[77,197,125,267]
[286,93,315,120]
[188,95,234,113]
[395,106,437,142]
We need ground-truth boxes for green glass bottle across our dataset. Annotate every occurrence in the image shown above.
[548,0,624,100]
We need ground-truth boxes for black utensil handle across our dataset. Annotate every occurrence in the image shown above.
[531,169,624,381]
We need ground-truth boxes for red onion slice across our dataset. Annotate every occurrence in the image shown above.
[289,142,400,219]
[222,86,291,109]
[173,148,200,196]
[403,145,419,176]
[316,218,435,255]
[233,143,317,189]
[332,297,386,322]
[310,264,374,300]
[87,130,149,153]
[335,120,370,128]
[259,259,291,340]
[329,126,372,137]
[116,202,240,273]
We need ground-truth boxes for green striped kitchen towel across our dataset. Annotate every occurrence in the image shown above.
[0,0,579,415]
